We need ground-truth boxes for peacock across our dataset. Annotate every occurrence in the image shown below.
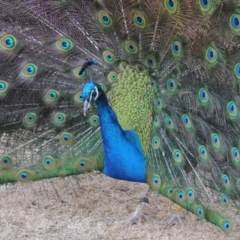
[0,0,240,236]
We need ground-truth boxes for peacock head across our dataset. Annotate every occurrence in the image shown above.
[81,81,102,116]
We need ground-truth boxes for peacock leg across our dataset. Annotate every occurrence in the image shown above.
[122,188,150,227]
[161,211,184,229]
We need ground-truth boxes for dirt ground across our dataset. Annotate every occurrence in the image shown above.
[0,172,239,240]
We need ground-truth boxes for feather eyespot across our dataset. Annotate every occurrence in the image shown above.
[198,145,208,162]
[198,88,210,104]
[76,158,93,172]
[0,155,13,169]
[234,63,240,79]
[191,204,205,220]
[165,117,175,131]
[2,157,10,164]
[124,40,139,54]
[206,47,218,63]
[199,0,213,13]
[103,50,115,64]
[165,0,178,14]
[232,148,239,157]
[167,79,177,93]
[168,188,173,194]
[230,14,240,34]
[52,112,66,126]
[119,61,128,71]
[211,133,220,145]
[4,36,15,48]
[149,174,161,192]
[21,63,38,79]
[80,161,86,167]
[171,41,182,57]
[200,146,206,154]
[62,40,71,49]
[0,80,9,96]
[107,71,117,83]
[27,114,35,121]
[42,156,56,170]
[135,64,145,72]
[155,98,163,112]
[222,175,230,188]
[178,192,183,199]
[17,170,33,182]
[0,81,7,91]
[154,177,159,184]
[175,190,185,205]
[231,147,240,166]
[0,34,17,51]
[173,149,184,165]
[59,132,74,146]
[153,116,160,128]
[23,113,37,127]
[182,114,192,129]
[89,115,100,127]
[220,194,231,209]
[98,10,113,27]
[227,101,238,118]
[44,90,60,104]
[45,158,51,165]
[133,10,147,28]
[211,133,220,149]
[218,218,234,235]
[152,136,161,149]
[224,222,230,229]
[55,38,74,53]
[197,208,203,215]
[186,188,195,202]
[73,91,83,103]
[21,172,28,179]
[188,190,193,197]
[145,55,156,68]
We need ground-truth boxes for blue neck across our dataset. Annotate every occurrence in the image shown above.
[96,92,147,183]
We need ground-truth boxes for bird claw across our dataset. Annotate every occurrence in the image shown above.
[122,202,148,228]
[161,212,184,229]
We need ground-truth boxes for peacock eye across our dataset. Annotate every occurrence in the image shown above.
[92,91,97,97]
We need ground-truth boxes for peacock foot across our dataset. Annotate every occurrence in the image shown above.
[161,205,184,229]
[122,198,149,228]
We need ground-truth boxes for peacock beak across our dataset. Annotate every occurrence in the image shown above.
[83,99,91,116]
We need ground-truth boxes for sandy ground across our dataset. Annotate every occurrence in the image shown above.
[0,172,239,240]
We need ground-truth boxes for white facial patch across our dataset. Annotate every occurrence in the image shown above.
[83,86,99,116]
[83,100,91,116]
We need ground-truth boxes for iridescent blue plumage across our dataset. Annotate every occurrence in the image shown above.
[82,82,146,182]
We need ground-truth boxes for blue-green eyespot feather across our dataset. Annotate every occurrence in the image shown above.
[164,0,178,14]
[132,10,147,28]
[229,14,240,35]
[19,63,38,80]
[0,155,13,169]
[102,50,115,64]
[0,34,17,51]
[54,38,74,53]
[97,10,113,27]
[124,40,139,54]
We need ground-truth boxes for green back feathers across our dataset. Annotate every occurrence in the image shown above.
[109,64,155,153]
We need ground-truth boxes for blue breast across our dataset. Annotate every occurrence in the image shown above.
[96,93,147,183]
